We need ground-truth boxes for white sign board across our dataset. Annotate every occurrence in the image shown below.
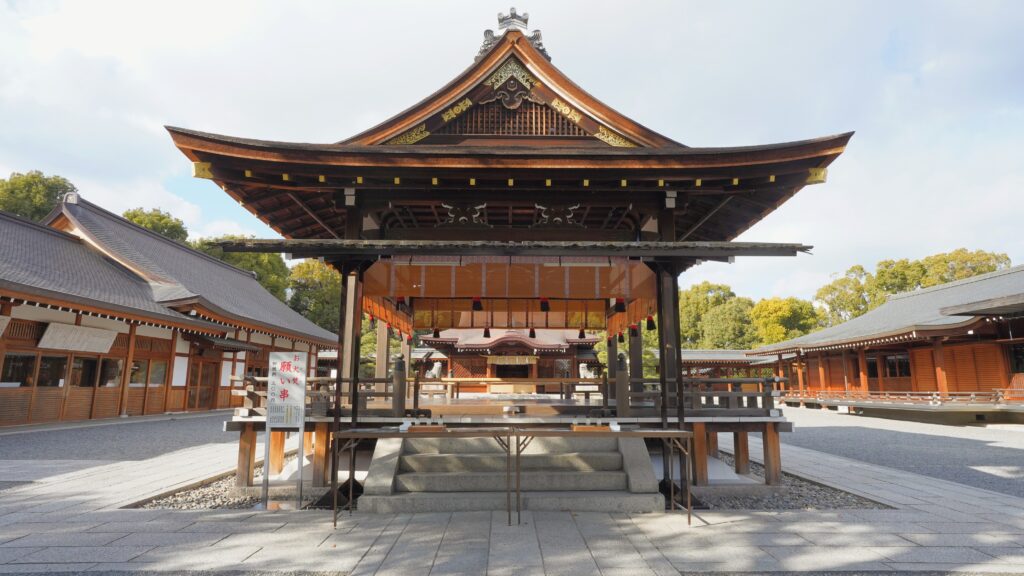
[37,323,117,354]
[267,351,307,430]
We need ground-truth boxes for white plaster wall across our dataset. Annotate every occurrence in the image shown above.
[137,325,172,339]
[249,332,273,346]
[79,315,130,333]
[11,306,77,324]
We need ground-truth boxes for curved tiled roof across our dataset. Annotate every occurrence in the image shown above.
[47,197,336,344]
[754,264,1024,354]
[0,211,211,329]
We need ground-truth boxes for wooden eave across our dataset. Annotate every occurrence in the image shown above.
[172,301,338,349]
[339,29,680,148]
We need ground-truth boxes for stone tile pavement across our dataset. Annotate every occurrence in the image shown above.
[0,423,1022,573]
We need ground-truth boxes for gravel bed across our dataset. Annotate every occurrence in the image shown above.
[701,453,891,510]
[141,455,301,510]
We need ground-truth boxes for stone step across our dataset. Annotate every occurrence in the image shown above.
[398,452,623,473]
[402,437,619,455]
[394,471,628,492]
[359,491,664,514]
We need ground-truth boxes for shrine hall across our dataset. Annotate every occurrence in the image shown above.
[166,8,851,513]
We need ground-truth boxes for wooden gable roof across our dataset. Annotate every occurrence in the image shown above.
[340,29,681,149]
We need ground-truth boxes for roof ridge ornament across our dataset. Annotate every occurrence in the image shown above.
[477,7,551,62]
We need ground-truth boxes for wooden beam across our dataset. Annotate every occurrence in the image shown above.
[286,193,341,240]
[677,196,732,241]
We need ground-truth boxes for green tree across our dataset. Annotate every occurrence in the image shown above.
[814,265,871,326]
[699,297,757,349]
[917,249,1010,287]
[750,297,819,345]
[192,235,289,301]
[123,207,189,243]
[287,260,341,332]
[0,171,77,221]
[678,282,735,348]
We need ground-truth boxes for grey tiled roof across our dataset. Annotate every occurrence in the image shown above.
[754,264,1024,354]
[679,350,759,364]
[53,197,336,343]
[0,211,205,327]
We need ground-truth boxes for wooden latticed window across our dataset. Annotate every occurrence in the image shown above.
[434,100,588,137]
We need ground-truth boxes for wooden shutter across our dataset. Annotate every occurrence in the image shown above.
[912,348,937,392]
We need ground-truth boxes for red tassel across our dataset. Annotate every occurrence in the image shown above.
[629,323,639,338]
[540,297,550,312]
[646,315,656,331]
[472,297,483,311]
[529,327,536,338]
[614,298,626,313]
[617,331,625,343]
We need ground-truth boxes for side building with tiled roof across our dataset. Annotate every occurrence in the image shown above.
[750,265,1024,402]
[0,194,336,426]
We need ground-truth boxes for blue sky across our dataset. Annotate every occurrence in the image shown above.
[2,0,1022,301]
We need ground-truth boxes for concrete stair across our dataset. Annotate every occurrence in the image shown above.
[359,436,663,513]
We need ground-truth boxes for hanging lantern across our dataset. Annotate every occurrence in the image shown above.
[614,298,626,313]
[483,326,491,338]
[617,331,625,343]
[540,297,550,312]
[406,334,413,345]
[646,315,656,331]
[629,323,639,338]
[472,296,483,311]
[578,327,586,339]
[432,327,440,338]
[529,327,537,339]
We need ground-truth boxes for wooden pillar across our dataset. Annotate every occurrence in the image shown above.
[629,327,643,392]
[303,431,314,456]
[796,350,805,397]
[762,423,782,485]
[236,422,257,487]
[932,339,950,396]
[733,431,750,475]
[817,352,826,392]
[707,430,719,458]
[607,335,618,380]
[841,349,852,393]
[347,269,365,422]
[269,430,285,475]
[340,275,358,387]
[876,353,886,392]
[313,422,329,487]
[857,348,869,394]
[118,322,138,416]
[374,321,389,381]
[691,422,709,486]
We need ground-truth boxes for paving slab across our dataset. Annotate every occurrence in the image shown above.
[13,545,153,564]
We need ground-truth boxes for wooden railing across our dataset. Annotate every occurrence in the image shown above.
[782,389,1024,405]
[626,376,785,417]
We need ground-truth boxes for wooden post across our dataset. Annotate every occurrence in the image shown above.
[796,350,805,399]
[841,349,852,393]
[876,353,886,392]
[629,327,643,392]
[374,321,389,382]
[762,423,782,485]
[303,431,314,456]
[118,322,138,416]
[733,431,750,475]
[817,352,826,393]
[691,422,709,486]
[347,269,365,422]
[932,338,950,396]
[236,422,257,487]
[857,348,869,394]
[313,422,328,487]
[607,335,618,380]
[269,430,285,475]
[707,430,719,458]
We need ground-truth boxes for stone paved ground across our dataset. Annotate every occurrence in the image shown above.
[780,407,1024,498]
[0,413,1023,573]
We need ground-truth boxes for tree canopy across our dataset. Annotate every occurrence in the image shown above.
[678,282,735,348]
[191,235,290,302]
[123,207,188,243]
[699,297,759,349]
[815,249,1011,326]
[0,171,77,221]
[287,259,342,332]
[749,297,820,345]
